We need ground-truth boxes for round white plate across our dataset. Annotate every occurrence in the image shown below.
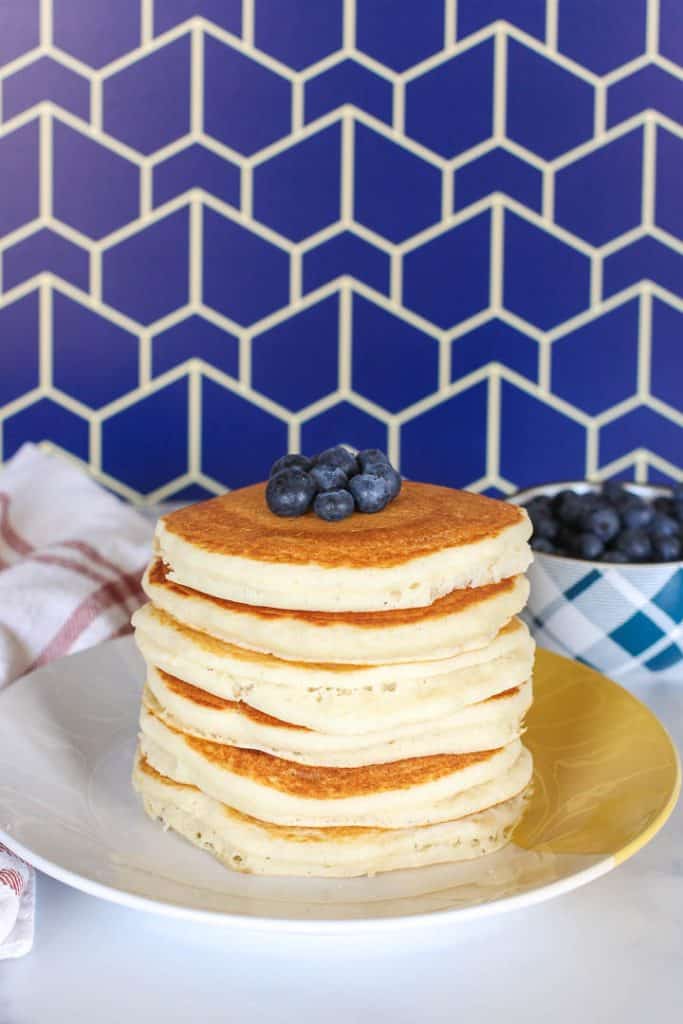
[0,638,678,932]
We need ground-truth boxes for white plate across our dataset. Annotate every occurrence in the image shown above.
[0,638,678,932]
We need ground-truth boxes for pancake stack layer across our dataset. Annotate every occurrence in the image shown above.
[132,480,535,877]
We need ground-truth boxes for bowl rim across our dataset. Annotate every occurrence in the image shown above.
[509,479,683,570]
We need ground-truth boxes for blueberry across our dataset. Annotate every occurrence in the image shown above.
[651,513,679,539]
[358,448,390,472]
[313,488,354,522]
[621,503,654,530]
[265,468,316,517]
[580,506,620,542]
[653,496,674,516]
[616,490,646,513]
[556,525,578,551]
[574,532,604,560]
[673,500,683,524]
[349,473,391,513]
[615,528,652,561]
[578,490,603,511]
[602,480,626,504]
[653,535,682,562]
[530,536,555,553]
[310,463,348,492]
[551,488,573,508]
[526,505,545,527]
[365,462,402,501]
[524,495,553,518]
[602,550,629,563]
[270,453,312,477]
[526,501,552,524]
[552,490,583,525]
[315,445,359,478]
[532,515,558,541]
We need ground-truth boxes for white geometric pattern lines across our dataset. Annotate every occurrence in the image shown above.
[0,1,680,500]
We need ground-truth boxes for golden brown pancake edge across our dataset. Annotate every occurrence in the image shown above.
[149,708,503,799]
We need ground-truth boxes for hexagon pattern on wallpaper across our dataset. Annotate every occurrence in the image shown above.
[0,0,681,500]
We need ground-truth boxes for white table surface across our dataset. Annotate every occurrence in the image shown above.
[1,677,682,1024]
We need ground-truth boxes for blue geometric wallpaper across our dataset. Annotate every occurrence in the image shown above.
[0,1,681,502]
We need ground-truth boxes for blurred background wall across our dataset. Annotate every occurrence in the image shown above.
[0,0,680,502]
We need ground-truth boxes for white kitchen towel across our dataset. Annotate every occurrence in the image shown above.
[0,443,154,958]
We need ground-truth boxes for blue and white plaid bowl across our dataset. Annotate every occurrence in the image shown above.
[510,482,683,681]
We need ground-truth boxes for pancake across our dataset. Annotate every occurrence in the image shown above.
[133,603,534,690]
[142,560,530,664]
[143,672,532,766]
[138,707,532,827]
[155,481,532,612]
[133,754,530,877]
[134,609,535,734]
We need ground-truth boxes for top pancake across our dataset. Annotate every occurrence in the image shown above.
[161,481,525,567]
[156,481,532,612]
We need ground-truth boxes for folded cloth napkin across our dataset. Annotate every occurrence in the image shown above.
[0,443,153,958]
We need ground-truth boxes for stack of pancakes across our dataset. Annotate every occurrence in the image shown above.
[132,480,535,877]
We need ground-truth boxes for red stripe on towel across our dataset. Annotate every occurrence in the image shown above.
[31,553,140,621]
[31,552,145,615]
[0,868,24,897]
[28,579,129,669]
[61,541,146,603]
[62,540,131,579]
[30,552,112,586]
[0,493,32,556]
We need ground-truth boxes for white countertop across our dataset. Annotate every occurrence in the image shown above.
[2,678,682,1023]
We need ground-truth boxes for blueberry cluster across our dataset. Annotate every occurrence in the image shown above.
[266,445,402,521]
[525,482,683,563]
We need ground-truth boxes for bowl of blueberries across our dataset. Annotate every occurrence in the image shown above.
[510,480,683,680]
